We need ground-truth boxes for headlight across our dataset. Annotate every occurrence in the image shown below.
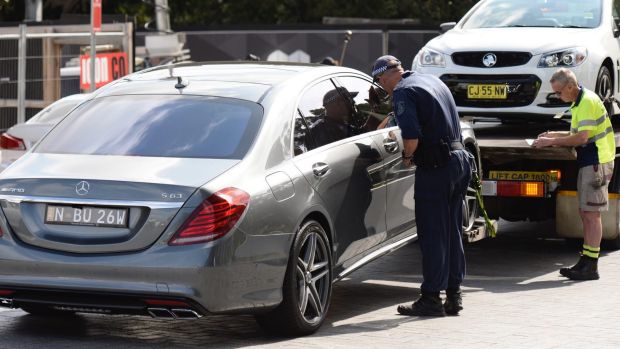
[418,48,446,67]
[537,47,587,68]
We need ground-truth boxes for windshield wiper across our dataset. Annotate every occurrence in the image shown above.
[558,25,589,28]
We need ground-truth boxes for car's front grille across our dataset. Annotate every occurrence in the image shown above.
[451,52,532,68]
[440,74,541,108]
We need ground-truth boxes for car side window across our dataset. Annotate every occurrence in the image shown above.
[295,78,363,153]
[335,76,393,131]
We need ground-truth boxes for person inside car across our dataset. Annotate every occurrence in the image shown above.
[307,87,358,149]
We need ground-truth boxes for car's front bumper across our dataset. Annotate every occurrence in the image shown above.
[415,56,597,119]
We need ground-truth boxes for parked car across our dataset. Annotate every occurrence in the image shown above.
[0,62,480,336]
[412,0,620,120]
[0,93,90,171]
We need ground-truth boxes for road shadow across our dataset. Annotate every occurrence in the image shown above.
[2,220,612,347]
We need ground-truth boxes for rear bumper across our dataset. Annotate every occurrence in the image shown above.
[0,286,206,318]
[0,228,294,315]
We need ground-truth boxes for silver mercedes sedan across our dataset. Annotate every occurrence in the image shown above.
[0,62,480,336]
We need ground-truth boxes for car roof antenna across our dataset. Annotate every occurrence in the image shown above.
[175,76,188,89]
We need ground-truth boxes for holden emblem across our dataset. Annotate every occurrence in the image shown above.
[482,53,497,67]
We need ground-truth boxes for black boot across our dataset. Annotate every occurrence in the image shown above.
[563,256,599,280]
[397,293,445,317]
[559,255,587,278]
[444,288,463,316]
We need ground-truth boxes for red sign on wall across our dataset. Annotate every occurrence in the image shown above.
[80,52,129,90]
[92,0,102,32]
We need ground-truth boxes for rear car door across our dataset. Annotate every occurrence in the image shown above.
[334,76,416,242]
[292,78,387,266]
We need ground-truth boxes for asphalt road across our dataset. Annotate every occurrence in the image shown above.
[1,219,619,349]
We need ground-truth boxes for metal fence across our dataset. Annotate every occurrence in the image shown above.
[0,24,435,131]
[136,28,438,74]
[0,23,133,131]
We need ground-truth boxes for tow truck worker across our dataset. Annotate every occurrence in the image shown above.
[372,55,472,316]
[533,68,615,280]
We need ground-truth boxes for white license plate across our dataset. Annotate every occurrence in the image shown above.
[45,205,128,228]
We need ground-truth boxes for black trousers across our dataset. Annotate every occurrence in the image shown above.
[414,149,472,293]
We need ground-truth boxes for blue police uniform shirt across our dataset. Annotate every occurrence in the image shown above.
[392,71,462,144]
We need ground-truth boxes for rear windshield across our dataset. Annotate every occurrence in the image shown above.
[29,98,82,124]
[35,95,263,159]
[462,0,602,29]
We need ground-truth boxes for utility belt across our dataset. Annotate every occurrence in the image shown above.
[414,140,463,169]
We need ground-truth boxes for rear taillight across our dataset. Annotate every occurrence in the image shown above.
[0,133,25,150]
[169,187,250,246]
[496,181,545,197]
[0,290,14,296]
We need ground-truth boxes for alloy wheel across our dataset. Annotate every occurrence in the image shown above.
[295,228,330,325]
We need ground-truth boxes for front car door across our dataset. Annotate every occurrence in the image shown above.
[334,75,417,243]
[292,78,387,267]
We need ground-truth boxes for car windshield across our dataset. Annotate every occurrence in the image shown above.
[28,98,82,124]
[35,95,263,159]
[461,0,602,29]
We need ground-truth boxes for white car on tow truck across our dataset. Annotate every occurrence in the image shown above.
[412,0,620,120]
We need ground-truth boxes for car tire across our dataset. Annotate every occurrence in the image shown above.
[463,150,480,232]
[595,65,614,117]
[20,305,76,317]
[255,220,332,337]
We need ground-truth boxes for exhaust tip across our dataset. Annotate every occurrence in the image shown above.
[0,297,13,308]
[171,308,202,319]
[147,307,175,319]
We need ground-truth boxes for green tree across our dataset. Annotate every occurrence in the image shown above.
[0,0,480,27]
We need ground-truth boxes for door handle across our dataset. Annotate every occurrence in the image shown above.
[312,162,330,177]
[383,138,400,153]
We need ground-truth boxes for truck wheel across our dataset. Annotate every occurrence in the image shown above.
[596,65,614,117]
[602,235,620,250]
[256,220,332,336]
[463,151,479,232]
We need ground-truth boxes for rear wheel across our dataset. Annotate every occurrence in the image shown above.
[595,65,614,117]
[256,220,332,336]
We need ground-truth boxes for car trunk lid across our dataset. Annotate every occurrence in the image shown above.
[0,154,239,253]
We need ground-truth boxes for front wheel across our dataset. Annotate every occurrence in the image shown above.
[256,220,332,336]
[596,65,614,117]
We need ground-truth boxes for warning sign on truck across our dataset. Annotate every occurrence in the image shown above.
[488,171,560,183]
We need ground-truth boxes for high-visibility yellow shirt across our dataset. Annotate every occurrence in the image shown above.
[570,87,615,167]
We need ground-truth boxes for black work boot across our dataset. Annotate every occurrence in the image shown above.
[444,288,463,316]
[559,255,587,278]
[397,293,446,317]
[563,256,599,280]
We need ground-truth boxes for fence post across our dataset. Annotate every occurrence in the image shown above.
[382,29,389,56]
[17,24,26,124]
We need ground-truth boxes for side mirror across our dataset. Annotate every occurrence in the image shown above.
[439,22,457,33]
[614,29,620,38]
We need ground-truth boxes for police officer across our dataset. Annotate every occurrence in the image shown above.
[533,68,615,280]
[372,55,472,316]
